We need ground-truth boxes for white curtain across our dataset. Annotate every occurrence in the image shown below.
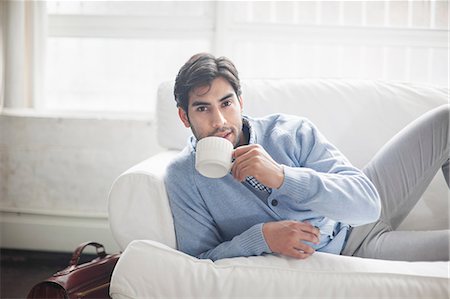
[2,0,46,110]
[0,1,5,109]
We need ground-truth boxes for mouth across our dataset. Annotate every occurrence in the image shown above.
[215,131,232,139]
[221,131,232,138]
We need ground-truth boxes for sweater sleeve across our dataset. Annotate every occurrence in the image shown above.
[270,118,381,227]
[165,161,271,261]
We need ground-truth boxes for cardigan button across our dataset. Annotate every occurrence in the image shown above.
[271,199,278,207]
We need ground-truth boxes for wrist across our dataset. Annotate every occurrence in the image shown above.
[274,164,285,189]
[262,222,274,252]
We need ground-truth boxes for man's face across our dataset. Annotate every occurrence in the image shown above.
[178,77,244,147]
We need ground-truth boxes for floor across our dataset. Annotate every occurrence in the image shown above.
[1,248,96,298]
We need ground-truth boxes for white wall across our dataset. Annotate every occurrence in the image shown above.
[0,111,163,252]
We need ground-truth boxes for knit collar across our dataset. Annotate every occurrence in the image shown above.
[242,116,256,145]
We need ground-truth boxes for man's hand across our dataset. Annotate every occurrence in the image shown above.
[232,144,284,189]
[263,220,321,259]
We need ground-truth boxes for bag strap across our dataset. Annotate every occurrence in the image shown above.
[69,241,107,267]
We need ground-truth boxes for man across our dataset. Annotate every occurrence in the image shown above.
[165,53,449,262]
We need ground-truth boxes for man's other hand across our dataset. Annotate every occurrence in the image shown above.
[263,220,321,259]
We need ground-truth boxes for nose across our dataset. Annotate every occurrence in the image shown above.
[211,108,226,128]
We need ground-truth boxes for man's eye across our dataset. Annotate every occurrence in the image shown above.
[196,106,207,112]
[223,100,232,107]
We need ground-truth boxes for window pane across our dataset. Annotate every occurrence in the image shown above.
[366,1,386,27]
[44,38,210,112]
[46,1,213,17]
[435,1,448,29]
[388,1,409,27]
[321,1,341,26]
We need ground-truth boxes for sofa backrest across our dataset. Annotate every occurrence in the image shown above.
[157,79,447,168]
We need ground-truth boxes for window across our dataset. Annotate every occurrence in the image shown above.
[223,1,448,84]
[6,1,448,114]
[45,1,214,113]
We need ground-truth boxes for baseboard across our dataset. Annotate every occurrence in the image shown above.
[0,208,120,253]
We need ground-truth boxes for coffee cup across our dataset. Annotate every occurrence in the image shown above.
[195,136,233,178]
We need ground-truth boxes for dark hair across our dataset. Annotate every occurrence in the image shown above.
[174,53,242,113]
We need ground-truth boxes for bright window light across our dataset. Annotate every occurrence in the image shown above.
[45,37,210,113]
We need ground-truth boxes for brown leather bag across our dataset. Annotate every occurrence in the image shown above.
[27,241,120,299]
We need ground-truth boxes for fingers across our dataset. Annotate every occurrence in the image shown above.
[306,228,321,243]
[232,144,261,158]
[231,147,255,181]
[263,220,320,260]
[285,241,315,259]
[232,157,260,182]
[282,221,320,244]
[275,239,315,260]
[284,240,316,259]
[287,248,313,260]
[297,221,321,239]
[293,242,315,255]
[298,230,320,245]
[231,145,284,188]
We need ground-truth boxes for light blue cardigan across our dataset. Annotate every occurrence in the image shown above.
[165,114,381,261]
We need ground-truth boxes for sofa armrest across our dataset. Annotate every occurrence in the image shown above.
[108,151,179,251]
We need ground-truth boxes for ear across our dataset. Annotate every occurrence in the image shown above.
[178,107,190,128]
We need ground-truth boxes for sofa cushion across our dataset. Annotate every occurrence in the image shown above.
[110,240,450,299]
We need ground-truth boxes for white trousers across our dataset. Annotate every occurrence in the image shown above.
[342,105,450,261]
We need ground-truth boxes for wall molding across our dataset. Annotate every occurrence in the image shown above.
[0,208,120,253]
[0,206,108,218]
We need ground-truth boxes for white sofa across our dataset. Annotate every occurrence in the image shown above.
[108,79,449,298]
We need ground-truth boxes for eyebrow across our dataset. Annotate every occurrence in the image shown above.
[191,93,235,107]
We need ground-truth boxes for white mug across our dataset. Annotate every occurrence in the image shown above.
[195,136,233,178]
